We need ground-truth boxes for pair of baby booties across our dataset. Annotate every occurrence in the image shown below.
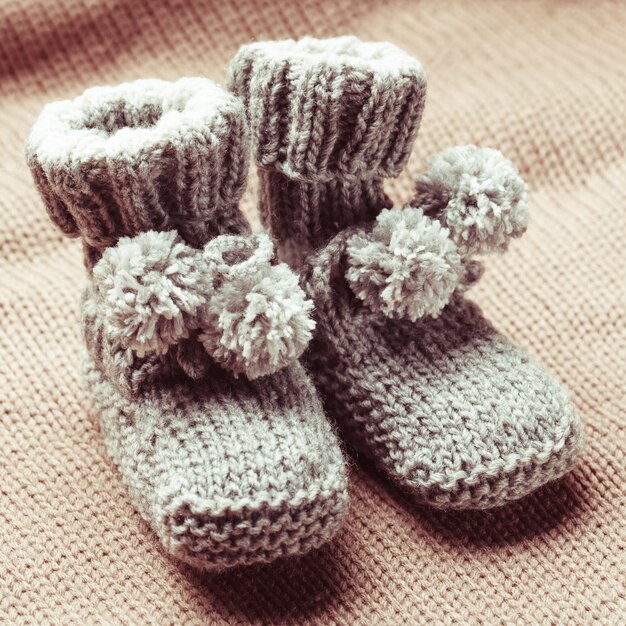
[26,36,582,572]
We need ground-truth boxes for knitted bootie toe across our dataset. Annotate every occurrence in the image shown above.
[228,35,427,265]
[301,167,581,508]
[26,78,349,569]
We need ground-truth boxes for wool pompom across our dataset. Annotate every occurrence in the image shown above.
[346,207,463,322]
[412,145,529,256]
[92,230,214,356]
[199,235,315,379]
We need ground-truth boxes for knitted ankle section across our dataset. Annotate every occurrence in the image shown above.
[258,169,392,266]
[26,78,250,269]
[228,36,426,260]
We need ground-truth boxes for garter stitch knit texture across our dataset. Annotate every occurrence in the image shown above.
[25,77,349,570]
[228,36,427,265]
[233,37,582,509]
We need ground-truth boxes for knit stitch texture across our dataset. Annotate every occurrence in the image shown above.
[1,0,624,622]
[231,36,582,509]
[301,230,581,508]
[26,78,251,268]
[25,77,349,571]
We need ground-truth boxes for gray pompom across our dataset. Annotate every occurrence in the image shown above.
[346,207,463,321]
[93,231,213,356]
[199,235,315,379]
[413,145,529,256]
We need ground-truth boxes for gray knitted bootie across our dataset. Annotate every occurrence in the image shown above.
[228,37,582,509]
[26,77,349,569]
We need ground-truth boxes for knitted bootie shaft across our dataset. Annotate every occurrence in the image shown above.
[258,169,392,266]
[228,36,426,264]
[26,78,250,268]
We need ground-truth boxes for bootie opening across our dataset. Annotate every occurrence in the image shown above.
[26,78,250,265]
[270,35,423,72]
[81,100,169,133]
[30,78,239,160]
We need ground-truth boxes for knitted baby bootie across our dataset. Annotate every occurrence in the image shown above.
[228,37,582,509]
[26,77,349,569]
[228,35,427,266]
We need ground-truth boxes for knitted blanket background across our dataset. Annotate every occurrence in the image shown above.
[1,0,624,623]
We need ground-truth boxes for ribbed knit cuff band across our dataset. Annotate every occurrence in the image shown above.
[26,78,250,268]
[258,170,392,266]
[228,36,427,182]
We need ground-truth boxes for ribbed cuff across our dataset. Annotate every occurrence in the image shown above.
[258,169,392,266]
[26,77,250,268]
[228,36,427,182]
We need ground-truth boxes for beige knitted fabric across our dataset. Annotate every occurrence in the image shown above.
[1,0,625,623]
